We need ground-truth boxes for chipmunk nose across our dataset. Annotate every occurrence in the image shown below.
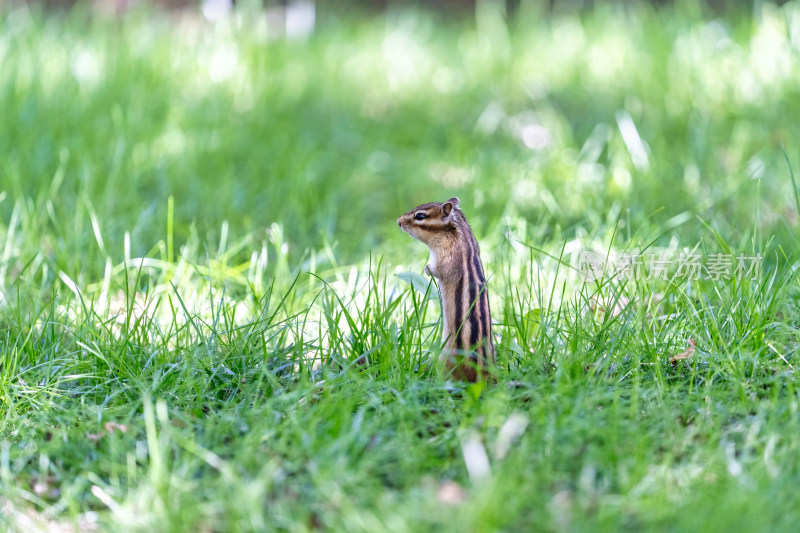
[397,217,402,226]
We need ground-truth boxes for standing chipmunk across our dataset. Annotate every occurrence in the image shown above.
[397,198,495,382]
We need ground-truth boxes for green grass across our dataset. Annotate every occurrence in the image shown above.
[2,1,800,531]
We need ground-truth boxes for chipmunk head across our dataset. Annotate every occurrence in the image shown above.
[397,197,460,246]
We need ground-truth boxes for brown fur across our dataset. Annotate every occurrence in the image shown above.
[397,198,495,382]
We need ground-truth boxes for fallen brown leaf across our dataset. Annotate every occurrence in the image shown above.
[669,339,697,363]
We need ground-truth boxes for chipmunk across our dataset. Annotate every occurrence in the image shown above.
[397,198,495,382]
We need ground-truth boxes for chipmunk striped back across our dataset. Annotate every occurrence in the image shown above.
[397,198,495,382]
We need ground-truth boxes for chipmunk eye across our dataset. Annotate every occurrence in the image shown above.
[414,213,427,220]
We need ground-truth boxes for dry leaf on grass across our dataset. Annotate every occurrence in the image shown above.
[669,339,697,363]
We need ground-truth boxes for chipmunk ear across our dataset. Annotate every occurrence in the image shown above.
[442,197,459,216]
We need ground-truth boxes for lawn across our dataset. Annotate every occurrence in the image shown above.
[2,1,800,531]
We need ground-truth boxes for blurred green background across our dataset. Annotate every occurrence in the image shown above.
[3,0,798,281]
